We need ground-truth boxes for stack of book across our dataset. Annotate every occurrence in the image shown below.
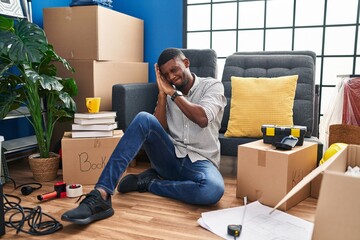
[71,111,117,138]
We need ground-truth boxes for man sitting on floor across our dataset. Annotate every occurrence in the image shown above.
[61,48,227,225]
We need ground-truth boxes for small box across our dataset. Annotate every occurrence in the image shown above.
[56,60,148,112]
[61,130,123,185]
[261,125,307,146]
[312,145,360,240]
[236,140,317,211]
[43,6,144,61]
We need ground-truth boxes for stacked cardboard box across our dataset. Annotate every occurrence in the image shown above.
[43,5,148,112]
[44,6,146,183]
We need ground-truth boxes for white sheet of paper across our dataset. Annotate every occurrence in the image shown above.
[198,201,313,240]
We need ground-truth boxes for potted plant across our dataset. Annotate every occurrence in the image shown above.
[0,16,78,181]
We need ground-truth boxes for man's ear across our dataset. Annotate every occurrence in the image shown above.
[183,58,190,68]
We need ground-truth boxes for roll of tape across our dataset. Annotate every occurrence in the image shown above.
[66,184,83,198]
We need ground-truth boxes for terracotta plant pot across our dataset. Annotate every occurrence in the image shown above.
[28,152,60,182]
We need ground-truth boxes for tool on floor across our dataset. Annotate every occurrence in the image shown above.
[227,196,247,239]
[37,182,67,201]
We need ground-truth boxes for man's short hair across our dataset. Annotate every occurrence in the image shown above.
[157,48,185,67]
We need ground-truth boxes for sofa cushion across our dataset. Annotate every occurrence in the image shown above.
[224,75,298,137]
[221,51,316,137]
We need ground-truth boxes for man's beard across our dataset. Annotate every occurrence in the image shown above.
[174,73,188,91]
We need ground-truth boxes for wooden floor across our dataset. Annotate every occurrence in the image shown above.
[2,158,317,240]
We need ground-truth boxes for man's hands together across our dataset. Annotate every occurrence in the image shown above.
[154,63,175,97]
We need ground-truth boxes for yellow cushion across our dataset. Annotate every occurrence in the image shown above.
[224,75,298,137]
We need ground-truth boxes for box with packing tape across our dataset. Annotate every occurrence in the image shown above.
[236,140,317,211]
[261,124,307,146]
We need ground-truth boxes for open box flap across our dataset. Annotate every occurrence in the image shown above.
[269,145,348,213]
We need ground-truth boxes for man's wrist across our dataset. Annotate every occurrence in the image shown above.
[171,90,183,101]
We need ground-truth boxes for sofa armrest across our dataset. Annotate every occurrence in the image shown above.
[112,83,158,131]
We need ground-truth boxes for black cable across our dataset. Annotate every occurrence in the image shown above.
[2,176,62,235]
[3,193,63,235]
[16,183,42,196]
[2,176,42,195]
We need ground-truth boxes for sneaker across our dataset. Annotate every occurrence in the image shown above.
[117,168,160,193]
[61,189,114,225]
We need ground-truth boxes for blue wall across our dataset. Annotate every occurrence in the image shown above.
[113,0,183,82]
[0,0,183,140]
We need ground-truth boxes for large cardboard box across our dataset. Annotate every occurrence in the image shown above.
[237,140,317,211]
[61,131,123,185]
[43,6,144,61]
[312,145,360,240]
[56,60,148,112]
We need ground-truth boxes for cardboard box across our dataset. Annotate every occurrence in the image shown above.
[312,145,360,240]
[61,131,123,185]
[311,142,348,199]
[261,124,307,146]
[56,60,148,112]
[310,173,322,198]
[237,140,317,211]
[43,6,144,61]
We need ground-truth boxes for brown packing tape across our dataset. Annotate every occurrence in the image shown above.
[258,150,266,167]
[255,189,263,199]
[94,139,101,148]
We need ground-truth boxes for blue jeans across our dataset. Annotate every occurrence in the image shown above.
[96,112,224,205]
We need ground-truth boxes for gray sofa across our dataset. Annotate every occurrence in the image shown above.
[112,50,322,162]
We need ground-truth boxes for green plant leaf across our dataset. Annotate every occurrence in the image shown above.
[58,91,77,112]
[61,77,78,97]
[0,58,13,76]
[40,75,64,92]
[1,19,48,63]
[45,47,75,73]
[23,63,42,84]
[0,91,18,119]
[0,16,14,57]
[0,16,13,30]
[0,15,78,158]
